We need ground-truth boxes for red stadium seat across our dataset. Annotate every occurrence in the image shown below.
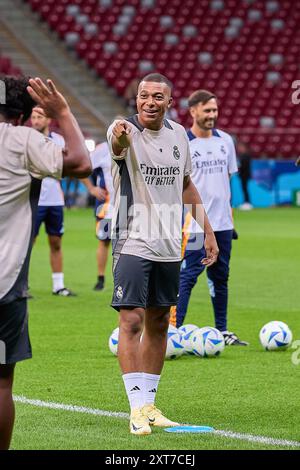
[0,53,22,76]
[22,0,299,157]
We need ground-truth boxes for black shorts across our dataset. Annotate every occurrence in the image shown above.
[111,254,181,311]
[0,298,32,364]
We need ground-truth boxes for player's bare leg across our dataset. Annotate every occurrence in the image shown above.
[140,307,169,374]
[49,235,63,273]
[49,235,75,296]
[97,240,110,277]
[94,240,110,291]
[0,364,15,450]
[118,307,144,373]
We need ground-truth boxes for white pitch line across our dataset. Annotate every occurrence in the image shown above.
[14,395,129,420]
[214,430,300,448]
[14,395,300,449]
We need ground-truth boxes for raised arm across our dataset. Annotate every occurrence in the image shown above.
[27,78,91,178]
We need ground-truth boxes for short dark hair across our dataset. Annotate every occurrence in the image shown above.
[140,73,173,91]
[0,76,36,124]
[188,89,217,108]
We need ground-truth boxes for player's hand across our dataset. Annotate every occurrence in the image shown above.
[296,156,300,166]
[201,232,219,267]
[90,186,108,201]
[27,78,70,119]
[112,120,131,149]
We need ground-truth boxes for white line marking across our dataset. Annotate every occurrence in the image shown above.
[14,395,129,419]
[214,430,300,448]
[14,395,300,448]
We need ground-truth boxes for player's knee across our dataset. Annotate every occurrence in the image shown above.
[208,267,229,284]
[159,311,170,331]
[182,270,201,288]
[150,309,170,333]
[50,238,61,252]
[120,308,144,336]
[217,271,230,284]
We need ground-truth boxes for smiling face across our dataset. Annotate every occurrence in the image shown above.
[190,98,218,131]
[136,81,172,130]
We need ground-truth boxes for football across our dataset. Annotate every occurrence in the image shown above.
[178,324,199,354]
[191,326,225,357]
[168,324,179,336]
[259,321,293,351]
[165,329,184,359]
[108,327,119,356]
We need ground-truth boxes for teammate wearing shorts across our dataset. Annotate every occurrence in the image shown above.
[31,108,75,296]
[170,90,248,346]
[107,73,219,435]
[82,141,114,291]
[0,76,91,449]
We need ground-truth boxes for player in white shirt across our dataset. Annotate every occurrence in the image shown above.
[0,76,91,450]
[31,108,75,296]
[82,142,114,291]
[107,74,219,435]
[170,90,248,346]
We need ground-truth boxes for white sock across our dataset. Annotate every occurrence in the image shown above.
[122,373,143,411]
[52,272,64,292]
[143,373,160,406]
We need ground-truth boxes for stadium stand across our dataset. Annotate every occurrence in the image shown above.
[0,52,22,76]
[24,0,300,157]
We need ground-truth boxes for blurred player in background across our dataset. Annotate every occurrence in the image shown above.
[237,140,253,210]
[0,76,91,449]
[31,108,76,296]
[82,141,114,291]
[170,90,248,346]
[107,73,218,435]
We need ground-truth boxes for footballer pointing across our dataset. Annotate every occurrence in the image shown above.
[107,73,218,435]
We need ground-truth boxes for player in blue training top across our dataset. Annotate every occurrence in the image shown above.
[170,90,248,346]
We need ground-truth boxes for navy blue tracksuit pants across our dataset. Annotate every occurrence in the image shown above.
[175,230,233,331]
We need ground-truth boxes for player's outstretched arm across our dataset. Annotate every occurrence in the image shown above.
[183,176,219,267]
[27,77,91,178]
[111,120,131,156]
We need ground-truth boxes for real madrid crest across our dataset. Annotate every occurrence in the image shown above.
[173,145,180,160]
[116,286,124,300]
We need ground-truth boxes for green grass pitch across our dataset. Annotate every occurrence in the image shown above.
[11,208,300,450]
